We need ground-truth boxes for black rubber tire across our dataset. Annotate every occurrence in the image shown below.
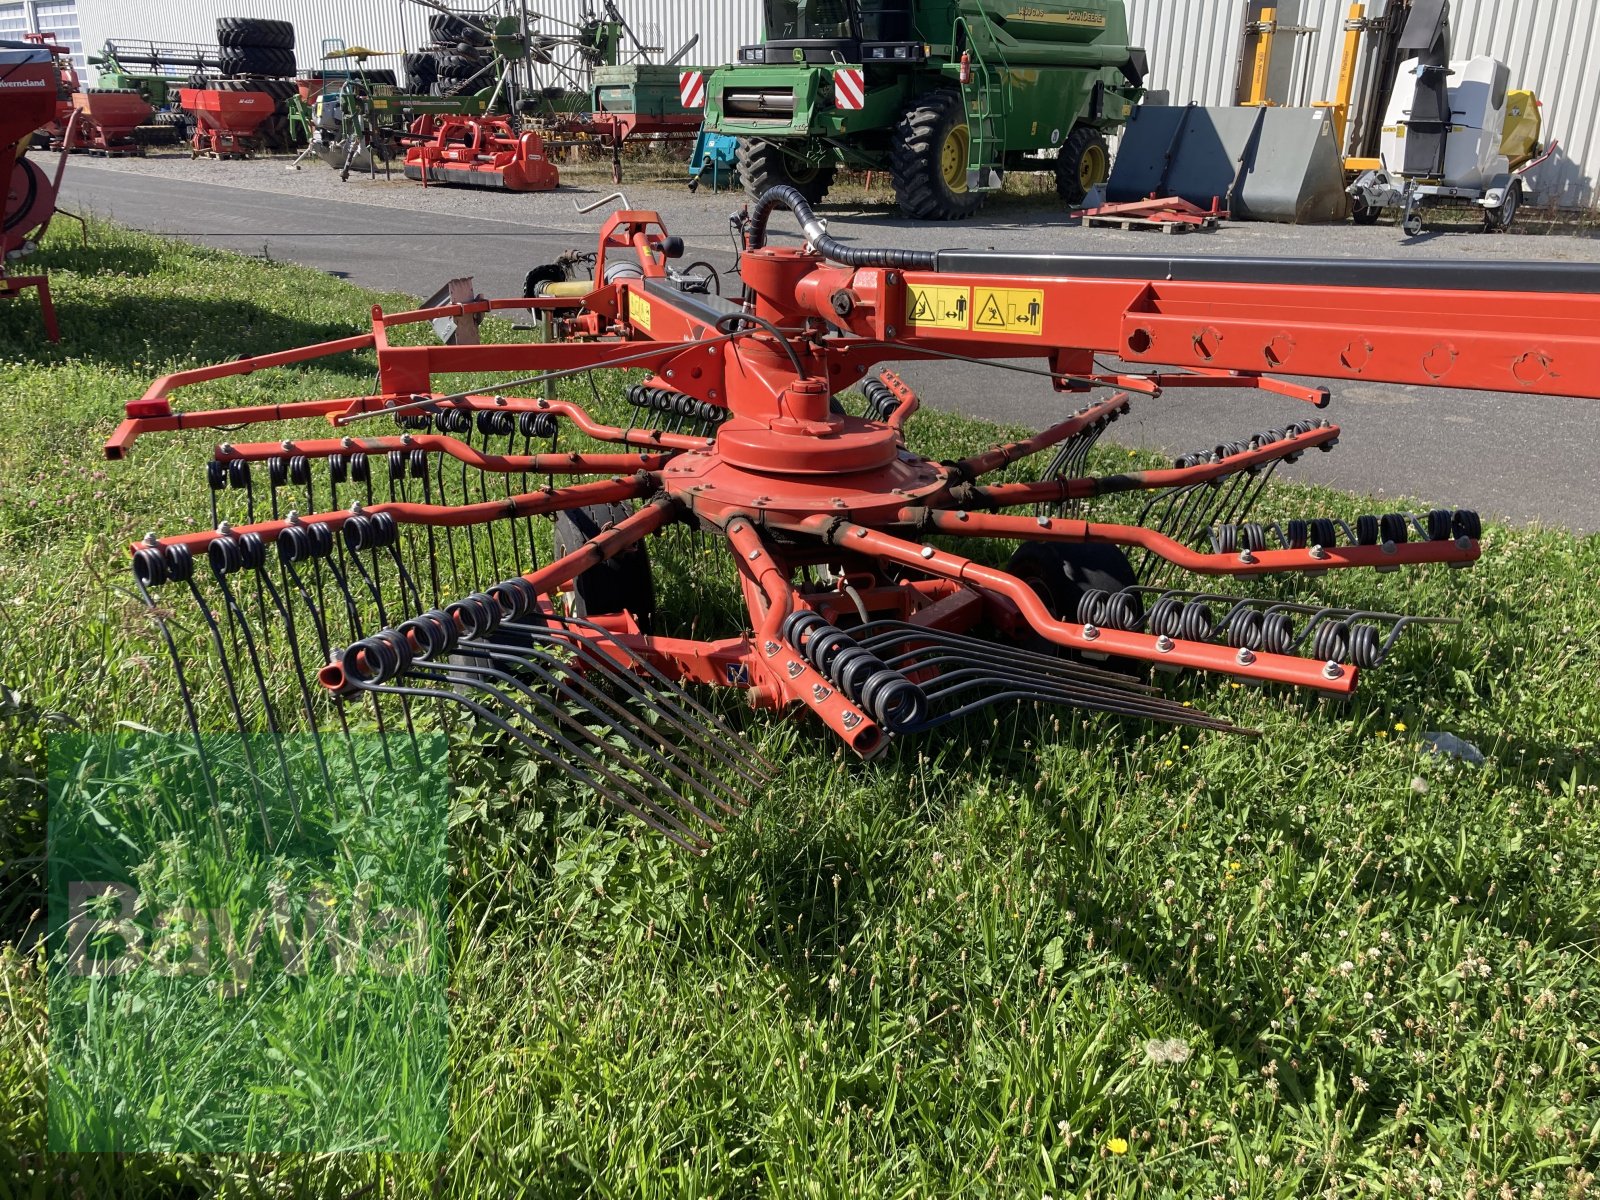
[553,504,657,636]
[736,138,836,206]
[1483,181,1520,233]
[434,53,487,83]
[1350,197,1382,225]
[1004,541,1142,671]
[890,88,984,221]
[217,18,295,50]
[404,52,438,94]
[219,45,296,78]
[1055,124,1110,209]
[360,69,397,88]
[429,13,490,46]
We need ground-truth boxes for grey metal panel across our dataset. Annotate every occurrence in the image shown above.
[1126,0,1599,204]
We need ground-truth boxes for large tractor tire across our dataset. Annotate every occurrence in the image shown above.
[1054,125,1109,209]
[891,88,985,221]
[219,45,297,78]
[1004,541,1143,671]
[735,139,836,206]
[216,18,295,50]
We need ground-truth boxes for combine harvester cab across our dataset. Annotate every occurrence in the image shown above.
[702,0,1146,219]
[403,115,559,191]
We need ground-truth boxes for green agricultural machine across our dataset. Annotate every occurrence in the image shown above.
[703,0,1147,219]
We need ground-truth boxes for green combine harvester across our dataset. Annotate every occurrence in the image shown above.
[702,0,1147,219]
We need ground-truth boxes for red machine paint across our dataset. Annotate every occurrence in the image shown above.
[178,87,274,158]
[2,43,73,341]
[402,117,559,192]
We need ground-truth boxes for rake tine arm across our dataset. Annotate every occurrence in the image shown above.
[145,475,658,559]
[904,508,1479,577]
[724,518,887,758]
[948,393,1133,481]
[963,422,1339,507]
[218,437,677,476]
[798,516,1360,693]
[316,497,678,695]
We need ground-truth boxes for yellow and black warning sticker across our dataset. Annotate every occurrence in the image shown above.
[972,286,1046,336]
[905,284,973,331]
[628,290,652,332]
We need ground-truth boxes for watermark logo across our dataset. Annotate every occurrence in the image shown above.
[47,733,448,1153]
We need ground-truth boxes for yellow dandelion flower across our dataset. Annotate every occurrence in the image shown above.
[1394,721,1408,732]
[1106,1136,1129,1155]
[1377,730,1388,738]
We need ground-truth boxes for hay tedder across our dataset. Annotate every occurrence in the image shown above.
[108,188,1600,850]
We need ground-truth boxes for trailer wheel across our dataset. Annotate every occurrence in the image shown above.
[1483,181,1521,233]
[735,139,836,206]
[1054,125,1109,208]
[891,89,984,221]
[553,503,657,636]
[1350,197,1382,225]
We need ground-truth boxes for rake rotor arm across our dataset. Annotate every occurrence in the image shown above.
[724,518,887,757]
[799,517,1361,694]
[140,475,657,560]
[216,436,678,477]
[961,421,1342,507]
[900,509,1480,577]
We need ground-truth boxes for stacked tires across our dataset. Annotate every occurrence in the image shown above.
[405,12,493,97]
[213,17,299,150]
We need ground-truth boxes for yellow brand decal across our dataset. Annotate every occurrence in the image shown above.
[972,287,1045,336]
[373,99,389,109]
[906,284,972,331]
[1015,7,1108,28]
[629,291,652,332]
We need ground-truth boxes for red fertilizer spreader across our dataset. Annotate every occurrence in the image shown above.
[178,86,274,158]
[68,89,155,155]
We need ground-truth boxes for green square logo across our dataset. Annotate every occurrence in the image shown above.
[47,733,448,1153]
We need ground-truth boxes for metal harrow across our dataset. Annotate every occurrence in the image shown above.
[106,187,1600,849]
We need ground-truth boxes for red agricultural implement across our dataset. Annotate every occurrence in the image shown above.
[67,88,154,155]
[178,86,274,158]
[108,188,1600,851]
[402,116,559,192]
[3,42,75,341]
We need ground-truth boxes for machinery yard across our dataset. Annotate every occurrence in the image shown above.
[4,0,1600,1195]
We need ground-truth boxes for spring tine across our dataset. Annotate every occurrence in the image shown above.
[544,612,780,782]
[404,660,724,841]
[457,635,749,818]
[509,620,771,793]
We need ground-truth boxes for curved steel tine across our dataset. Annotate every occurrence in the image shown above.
[540,612,781,780]
[411,659,729,835]
[508,622,772,794]
[458,636,750,817]
[356,671,712,851]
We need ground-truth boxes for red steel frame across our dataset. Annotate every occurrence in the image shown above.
[108,204,1600,755]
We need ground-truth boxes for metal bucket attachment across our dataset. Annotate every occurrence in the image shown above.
[1109,104,1351,224]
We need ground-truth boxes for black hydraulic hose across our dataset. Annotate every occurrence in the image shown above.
[745,185,936,271]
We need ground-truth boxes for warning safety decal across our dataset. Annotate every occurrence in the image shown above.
[628,291,652,332]
[905,284,972,331]
[971,286,1045,336]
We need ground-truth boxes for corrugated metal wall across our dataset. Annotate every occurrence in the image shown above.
[1128,0,1598,203]
[74,1,756,81]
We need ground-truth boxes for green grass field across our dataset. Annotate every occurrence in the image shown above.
[1,221,1598,1197]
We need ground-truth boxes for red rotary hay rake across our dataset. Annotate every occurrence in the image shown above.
[108,188,1600,850]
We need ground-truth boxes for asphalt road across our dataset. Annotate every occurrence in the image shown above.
[60,160,1600,532]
